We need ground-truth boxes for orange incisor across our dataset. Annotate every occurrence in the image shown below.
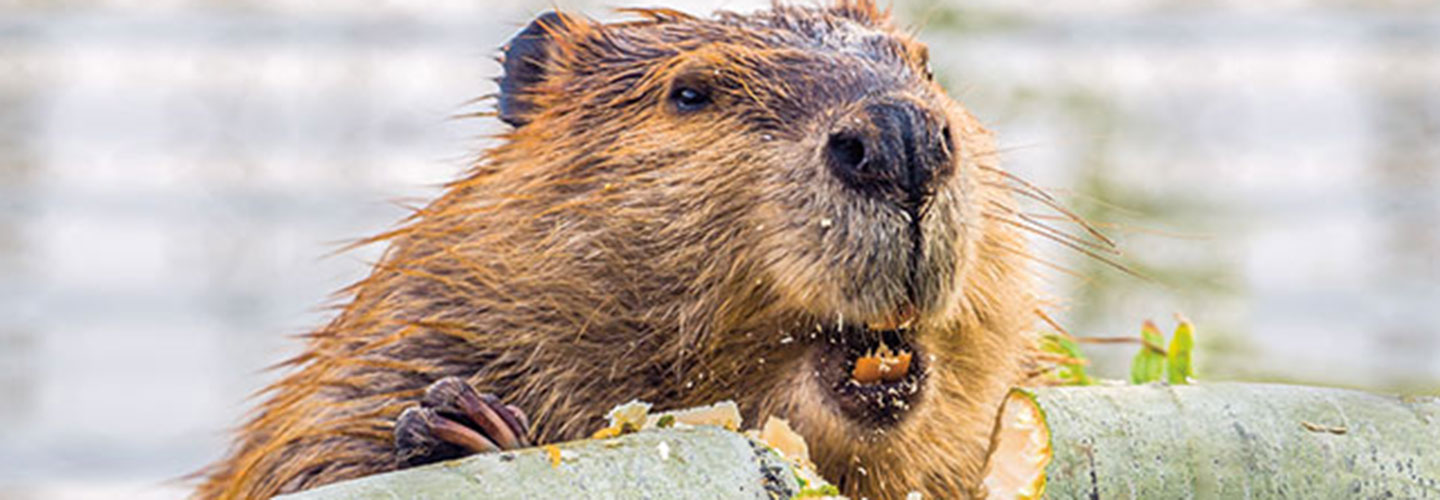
[851,344,912,384]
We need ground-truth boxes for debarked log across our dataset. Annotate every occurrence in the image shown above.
[277,425,800,500]
[983,383,1440,499]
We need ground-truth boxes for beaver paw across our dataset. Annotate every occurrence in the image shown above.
[393,377,531,468]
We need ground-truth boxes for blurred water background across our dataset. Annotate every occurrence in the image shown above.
[0,0,1436,497]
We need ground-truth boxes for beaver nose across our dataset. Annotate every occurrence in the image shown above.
[825,101,954,209]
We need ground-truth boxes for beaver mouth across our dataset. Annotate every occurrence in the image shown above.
[812,321,928,429]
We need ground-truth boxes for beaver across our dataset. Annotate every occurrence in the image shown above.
[195,1,1040,498]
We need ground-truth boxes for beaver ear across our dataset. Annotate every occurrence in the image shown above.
[498,12,571,128]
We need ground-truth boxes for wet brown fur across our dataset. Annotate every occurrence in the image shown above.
[196,2,1044,498]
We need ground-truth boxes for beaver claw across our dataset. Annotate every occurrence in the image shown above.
[394,377,531,468]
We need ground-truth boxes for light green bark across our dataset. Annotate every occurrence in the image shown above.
[277,426,799,500]
[1026,383,1440,499]
[278,383,1440,499]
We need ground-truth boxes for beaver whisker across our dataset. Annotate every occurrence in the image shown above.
[985,200,1119,255]
[984,213,1143,279]
[987,239,1087,281]
[978,166,1117,248]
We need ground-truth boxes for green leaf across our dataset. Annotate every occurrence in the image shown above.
[794,482,841,498]
[1039,333,1093,386]
[1130,320,1166,384]
[1166,318,1195,384]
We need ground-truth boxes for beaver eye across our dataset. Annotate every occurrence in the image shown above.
[669,86,711,112]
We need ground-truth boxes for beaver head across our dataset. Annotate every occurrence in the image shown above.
[500,3,969,315]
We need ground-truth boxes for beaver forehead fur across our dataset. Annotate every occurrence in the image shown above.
[196,1,1037,498]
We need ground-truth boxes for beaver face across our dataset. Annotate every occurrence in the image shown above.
[495,4,980,431]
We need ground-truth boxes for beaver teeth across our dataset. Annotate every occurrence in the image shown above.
[851,342,913,385]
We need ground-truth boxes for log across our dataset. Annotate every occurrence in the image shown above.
[278,383,1440,499]
[276,425,800,500]
[984,383,1440,499]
